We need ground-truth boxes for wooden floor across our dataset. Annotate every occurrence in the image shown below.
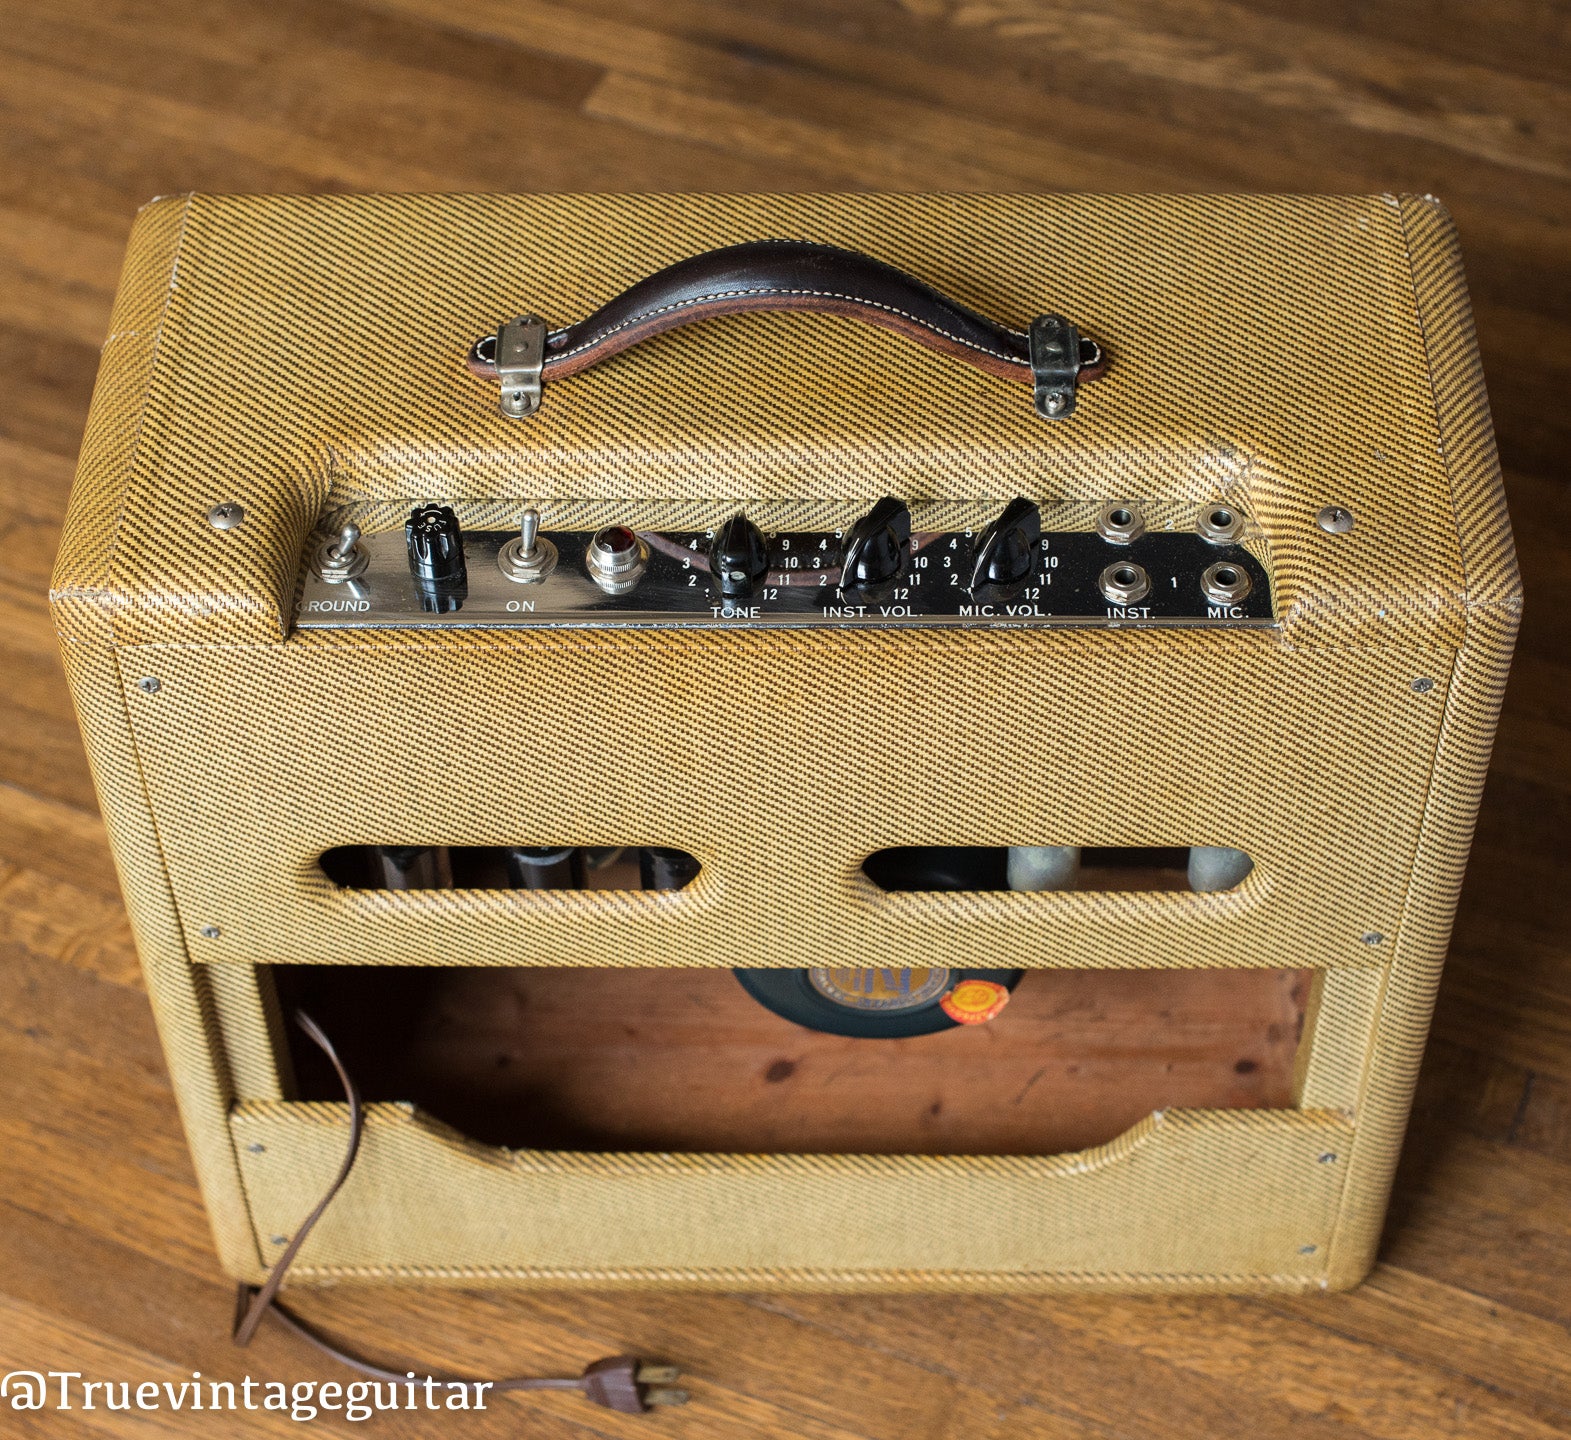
[2,0,1569,1434]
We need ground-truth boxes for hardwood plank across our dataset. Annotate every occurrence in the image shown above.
[1271,1265,1571,1416]
[0,784,117,900]
[5,501,78,613]
[1442,775,1571,1083]
[0,6,838,216]
[0,62,444,236]
[0,436,76,536]
[880,0,1571,179]
[1001,1290,1571,1439]
[1382,1132,1571,1325]
[0,588,99,813]
[1512,1069,1571,1158]
[749,1291,1392,1440]
[1430,961,1571,1084]
[582,67,1176,192]
[1407,1038,1570,1166]
[0,1293,292,1437]
[0,860,138,985]
[530,0,1571,236]
[1039,1290,1569,1438]
[261,1284,956,1440]
[485,1288,1233,1440]
[0,324,99,461]
[1491,684,1571,799]
[585,72,1043,191]
[0,205,120,346]
[1220,0,1571,89]
[0,1289,532,1437]
[754,1281,1571,1440]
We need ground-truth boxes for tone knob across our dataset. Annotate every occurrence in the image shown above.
[709,513,770,599]
[969,497,1041,604]
[839,496,910,603]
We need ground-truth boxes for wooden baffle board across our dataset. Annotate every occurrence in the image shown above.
[277,964,1312,1158]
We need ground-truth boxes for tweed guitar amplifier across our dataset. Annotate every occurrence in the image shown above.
[53,191,1518,1298]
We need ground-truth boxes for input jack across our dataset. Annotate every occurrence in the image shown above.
[1196,503,1245,545]
[1201,561,1253,605]
[1096,502,1146,544]
[1099,561,1151,605]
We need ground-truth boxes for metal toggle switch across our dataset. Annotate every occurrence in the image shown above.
[497,507,559,582]
[313,522,369,582]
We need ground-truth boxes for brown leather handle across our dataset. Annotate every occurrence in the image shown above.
[466,240,1106,401]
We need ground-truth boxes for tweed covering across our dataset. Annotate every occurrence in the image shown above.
[51,192,1518,1290]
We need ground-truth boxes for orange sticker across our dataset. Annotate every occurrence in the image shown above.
[939,979,1011,1026]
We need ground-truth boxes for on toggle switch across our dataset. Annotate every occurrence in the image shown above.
[497,507,558,583]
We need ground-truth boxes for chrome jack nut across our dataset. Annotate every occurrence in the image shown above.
[1201,561,1253,605]
[1196,503,1246,545]
[1096,502,1146,544]
[1099,560,1151,605]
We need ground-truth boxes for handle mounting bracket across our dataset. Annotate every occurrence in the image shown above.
[1028,314,1081,420]
[496,314,546,419]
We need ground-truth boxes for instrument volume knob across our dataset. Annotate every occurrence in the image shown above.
[709,513,770,599]
[839,496,911,603]
[969,497,1041,604]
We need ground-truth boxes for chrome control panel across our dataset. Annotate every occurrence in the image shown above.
[295,499,1274,631]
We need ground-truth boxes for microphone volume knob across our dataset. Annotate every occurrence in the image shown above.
[969,497,1041,604]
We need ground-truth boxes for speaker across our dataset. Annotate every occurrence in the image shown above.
[52,190,1518,1294]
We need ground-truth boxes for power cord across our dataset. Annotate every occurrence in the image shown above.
[231,1010,689,1415]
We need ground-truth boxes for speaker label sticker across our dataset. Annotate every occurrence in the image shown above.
[939,980,1011,1025]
